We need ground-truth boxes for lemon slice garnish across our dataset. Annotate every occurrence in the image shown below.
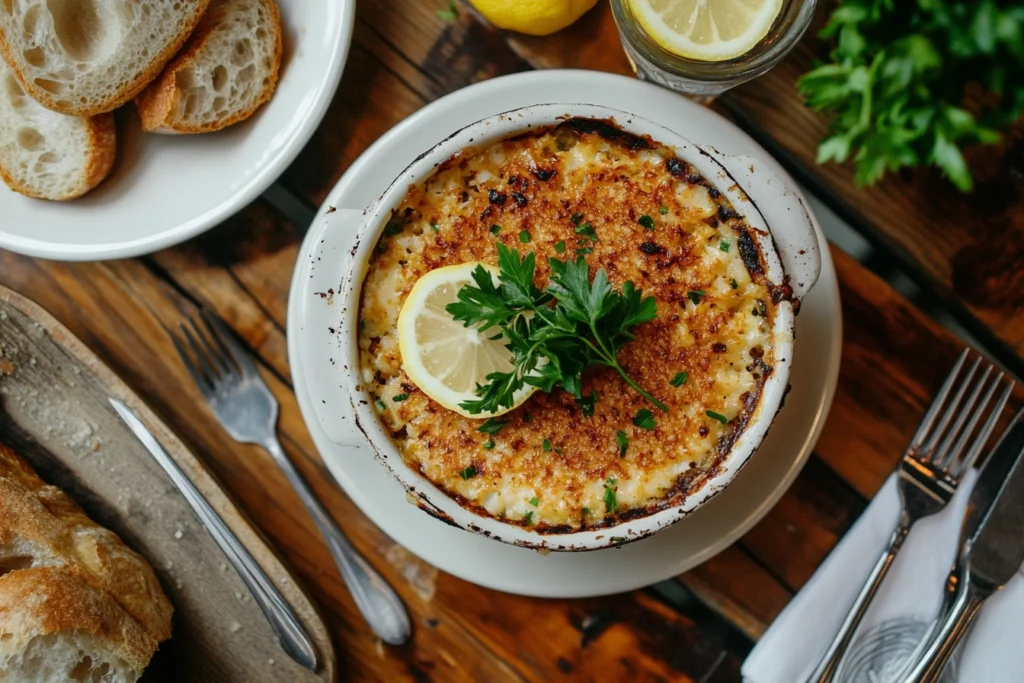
[397,262,538,418]
[628,0,783,62]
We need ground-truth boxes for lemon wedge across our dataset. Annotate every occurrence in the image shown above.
[628,0,783,62]
[397,263,537,419]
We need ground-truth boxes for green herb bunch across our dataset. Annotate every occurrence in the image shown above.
[798,0,1024,190]
[445,244,667,415]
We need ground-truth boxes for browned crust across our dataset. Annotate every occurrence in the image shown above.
[0,443,173,642]
[0,112,116,201]
[360,117,777,531]
[0,0,213,116]
[136,0,283,134]
[0,567,157,673]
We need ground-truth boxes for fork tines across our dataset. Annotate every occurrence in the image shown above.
[170,309,257,396]
[907,349,1014,481]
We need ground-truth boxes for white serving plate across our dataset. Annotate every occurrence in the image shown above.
[0,0,354,261]
[287,70,843,597]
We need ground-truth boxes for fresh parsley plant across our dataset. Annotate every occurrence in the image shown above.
[445,244,667,415]
[799,0,1024,190]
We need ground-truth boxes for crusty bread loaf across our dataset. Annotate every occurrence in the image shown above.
[0,0,212,116]
[136,0,282,134]
[0,443,172,682]
[0,59,115,200]
[0,567,157,683]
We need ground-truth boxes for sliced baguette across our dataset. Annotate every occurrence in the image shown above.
[136,0,282,134]
[0,0,212,116]
[0,567,157,683]
[0,443,173,644]
[0,60,114,200]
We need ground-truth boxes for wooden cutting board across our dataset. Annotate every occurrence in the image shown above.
[0,285,337,683]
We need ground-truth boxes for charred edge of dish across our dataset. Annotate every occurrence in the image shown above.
[557,117,656,152]
[414,498,461,528]
[716,359,772,459]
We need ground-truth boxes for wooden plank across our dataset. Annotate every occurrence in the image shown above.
[0,287,337,683]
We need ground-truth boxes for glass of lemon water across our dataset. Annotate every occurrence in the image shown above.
[611,0,817,99]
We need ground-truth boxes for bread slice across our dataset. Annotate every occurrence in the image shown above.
[0,567,157,683]
[136,0,282,134]
[0,0,212,116]
[0,60,115,200]
[0,443,173,644]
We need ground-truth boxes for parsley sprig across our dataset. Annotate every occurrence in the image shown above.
[445,244,667,415]
[799,0,1024,190]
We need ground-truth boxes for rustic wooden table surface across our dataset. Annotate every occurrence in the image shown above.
[2,2,1022,681]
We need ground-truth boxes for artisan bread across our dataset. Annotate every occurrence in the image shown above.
[136,0,282,134]
[0,442,172,682]
[0,59,115,200]
[0,567,157,683]
[0,0,212,116]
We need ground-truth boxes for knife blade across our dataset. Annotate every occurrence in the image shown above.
[901,409,1024,683]
[109,398,320,672]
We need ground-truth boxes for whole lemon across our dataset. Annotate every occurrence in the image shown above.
[469,0,598,36]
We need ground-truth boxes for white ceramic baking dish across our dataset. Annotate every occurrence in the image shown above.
[293,103,820,551]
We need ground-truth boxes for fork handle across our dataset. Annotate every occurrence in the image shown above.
[263,437,411,645]
[900,578,986,683]
[807,514,913,683]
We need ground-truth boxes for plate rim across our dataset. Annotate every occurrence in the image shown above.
[0,0,355,261]
[286,69,843,597]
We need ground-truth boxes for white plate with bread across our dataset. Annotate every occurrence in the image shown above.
[0,0,354,260]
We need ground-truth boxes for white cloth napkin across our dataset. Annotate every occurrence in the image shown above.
[742,469,1024,683]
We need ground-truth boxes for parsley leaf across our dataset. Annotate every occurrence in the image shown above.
[798,0,1024,191]
[603,478,618,513]
[524,510,534,524]
[392,393,409,402]
[706,410,729,424]
[554,241,566,253]
[616,430,629,458]
[687,290,706,306]
[483,440,495,449]
[670,371,688,387]
[459,466,477,480]
[529,496,539,506]
[490,224,501,234]
[575,389,598,417]
[633,409,656,430]
[478,417,508,434]
[435,0,458,21]
[575,222,598,240]
[519,230,531,243]
[720,240,731,252]
[659,205,669,215]
[637,215,655,230]
[444,244,667,415]
[543,438,551,452]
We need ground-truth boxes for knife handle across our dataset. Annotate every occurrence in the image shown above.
[901,579,985,683]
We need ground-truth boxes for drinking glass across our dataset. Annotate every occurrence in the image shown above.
[610,0,818,99]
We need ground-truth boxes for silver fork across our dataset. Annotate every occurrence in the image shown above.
[808,349,1013,683]
[172,309,411,645]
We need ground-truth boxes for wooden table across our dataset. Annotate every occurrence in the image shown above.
[1,2,1020,680]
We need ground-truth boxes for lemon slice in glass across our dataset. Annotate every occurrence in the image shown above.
[397,262,537,419]
[628,0,784,62]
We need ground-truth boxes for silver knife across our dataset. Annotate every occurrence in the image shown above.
[110,398,319,672]
[900,409,1024,683]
